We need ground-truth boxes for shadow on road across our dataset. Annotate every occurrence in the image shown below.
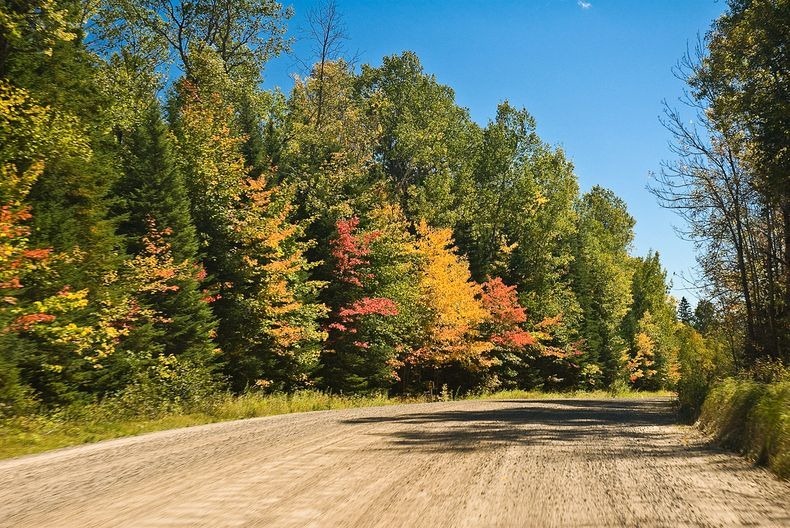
[340,399,743,469]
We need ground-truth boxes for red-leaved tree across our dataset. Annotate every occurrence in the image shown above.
[322,217,400,392]
[481,277,536,349]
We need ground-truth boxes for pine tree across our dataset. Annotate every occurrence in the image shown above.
[571,186,635,387]
[11,11,123,284]
[114,103,217,365]
[1,4,130,403]
[693,299,716,334]
[677,297,693,325]
[171,53,326,391]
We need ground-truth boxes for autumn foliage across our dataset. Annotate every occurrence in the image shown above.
[322,217,400,391]
[330,217,380,287]
[481,278,535,349]
[1,6,692,413]
[408,221,493,369]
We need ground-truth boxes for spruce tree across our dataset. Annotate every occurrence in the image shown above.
[8,6,123,283]
[171,52,326,391]
[677,297,693,326]
[115,104,217,364]
[571,187,636,386]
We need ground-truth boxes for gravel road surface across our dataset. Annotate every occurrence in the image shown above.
[1,398,788,527]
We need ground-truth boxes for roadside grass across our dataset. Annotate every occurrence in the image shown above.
[698,378,789,479]
[0,388,673,460]
[0,391,412,460]
[475,389,675,400]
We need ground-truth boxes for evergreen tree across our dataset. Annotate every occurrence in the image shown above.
[171,51,326,391]
[281,60,379,276]
[320,216,401,393]
[677,297,693,325]
[622,251,676,341]
[114,103,217,365]
[621,252,679,390]
[693,299,717,334]
[9,5,122,283]
[1,0,132,403]
[571,186,635,386]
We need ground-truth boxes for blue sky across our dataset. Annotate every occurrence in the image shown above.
[262,0,727,302]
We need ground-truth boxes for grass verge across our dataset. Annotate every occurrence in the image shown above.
[1,389,672,460]
[474,389,674,400]
[698,378,789,479]
[0,391,411,460]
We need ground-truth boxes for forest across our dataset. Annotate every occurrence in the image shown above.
[0,0,786,424]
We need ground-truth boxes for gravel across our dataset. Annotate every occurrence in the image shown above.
[1,398,788,527]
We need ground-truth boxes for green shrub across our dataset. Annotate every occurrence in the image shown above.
[110,354,219,419]
[699,378,789,479]
[607,378,631,397]
[675,325,732,421]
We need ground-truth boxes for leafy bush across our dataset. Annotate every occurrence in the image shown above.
[675,325,732,421]
[0,346,38,418]
[607,377,631,397]
[111,354,219,419]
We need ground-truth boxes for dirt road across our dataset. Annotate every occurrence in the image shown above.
[1,398,787,527]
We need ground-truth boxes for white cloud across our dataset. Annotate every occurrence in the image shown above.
[577,0,592,8]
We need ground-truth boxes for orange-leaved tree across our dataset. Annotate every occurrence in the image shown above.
[230,174,327,390]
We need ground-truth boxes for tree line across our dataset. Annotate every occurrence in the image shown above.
[3,0,774,414]
[653,0,788,375]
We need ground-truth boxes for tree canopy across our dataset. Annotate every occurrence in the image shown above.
[5,0,775,415]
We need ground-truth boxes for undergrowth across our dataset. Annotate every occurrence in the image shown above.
[698,378,789,479]
[475,389,674,400]
[0,391,410,459]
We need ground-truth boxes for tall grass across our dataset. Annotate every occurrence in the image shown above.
[475,388,674,400]
[208,391,398,420]
[0,391,412,460]
[698,378,789,479]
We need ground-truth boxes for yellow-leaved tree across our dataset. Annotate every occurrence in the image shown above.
[408,221,493,372]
